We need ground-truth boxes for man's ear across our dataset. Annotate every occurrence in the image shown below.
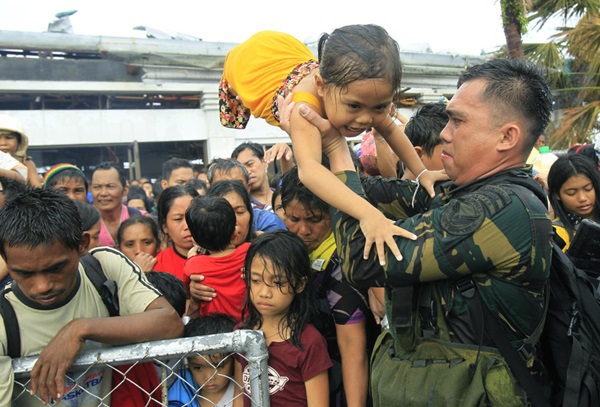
[314,74,326,98]
[413,146,425,159]
[161,179,168,190]
[79,232,91,256]
[497,122,521,152]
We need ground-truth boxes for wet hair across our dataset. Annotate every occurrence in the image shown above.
[404,102,447,156]
[240,230,315,350]
[156,185,199,236]
[0,176,27,200]
[0,187,82,258]
[184,313,237,337]
[161,157,193,182]
[116,215,160,249]
[186,195,236,252]
[231,141,264,161]
[280,166,328,216]
[457,59,553,152]
[93,161,127,187]
[207,180,255,243]
[73,200,100,231]
[145,271,187,317]
[318,24,402,99]
[548,154,600,240]
[207,157,250,185]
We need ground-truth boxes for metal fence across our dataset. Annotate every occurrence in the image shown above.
[11,329,270,406]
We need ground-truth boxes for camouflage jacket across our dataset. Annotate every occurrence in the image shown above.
[330,166,552,346]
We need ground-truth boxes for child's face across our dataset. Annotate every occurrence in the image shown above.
[188,354,233,397]
[0,132,19,155]
[318,78,394,138]
[249,256,297,319]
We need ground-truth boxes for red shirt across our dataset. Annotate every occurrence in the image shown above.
[183,242,250,321]
[154,246,187,282]
[238,324,332,406]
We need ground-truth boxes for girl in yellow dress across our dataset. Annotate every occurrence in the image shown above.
[220,25,444,263]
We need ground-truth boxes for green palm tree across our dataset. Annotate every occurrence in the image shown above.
[500,0,529,59]
[526,0,600,148]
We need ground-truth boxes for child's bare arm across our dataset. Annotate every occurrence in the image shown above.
[305,370,330,407]
[290,105,415,264]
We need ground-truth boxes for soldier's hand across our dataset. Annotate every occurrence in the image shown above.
[360,208,416,265]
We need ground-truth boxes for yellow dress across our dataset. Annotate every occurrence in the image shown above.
[220,31,317,128]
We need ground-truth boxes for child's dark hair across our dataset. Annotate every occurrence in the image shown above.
[185,195,236,252]
[206,180,255,243]
[145,271,187,317]
[318,24,402,100]
[241,230,315,350]
[184,313,237,337]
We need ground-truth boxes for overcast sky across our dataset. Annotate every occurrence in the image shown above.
[1,0,559,56]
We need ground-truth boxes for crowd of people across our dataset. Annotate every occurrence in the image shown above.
[0,21,597,407]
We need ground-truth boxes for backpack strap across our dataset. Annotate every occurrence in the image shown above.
[0,285,20,359]
[457,278,550,407]
[80,253,120,317]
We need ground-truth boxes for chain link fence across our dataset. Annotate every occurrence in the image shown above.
[11,329,270,406]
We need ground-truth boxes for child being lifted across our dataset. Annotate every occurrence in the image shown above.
[220,24,444,263]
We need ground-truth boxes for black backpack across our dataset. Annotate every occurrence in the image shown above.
[460,177,600,407]
[0,253,120,359]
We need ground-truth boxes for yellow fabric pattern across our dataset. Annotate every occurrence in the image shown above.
[309,232,336,272]
[223,31,316,127]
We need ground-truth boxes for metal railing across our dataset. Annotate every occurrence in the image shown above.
[11,330,270,406]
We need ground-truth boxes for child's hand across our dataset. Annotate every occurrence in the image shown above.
[417,169,448,198]
[360,209,416,265]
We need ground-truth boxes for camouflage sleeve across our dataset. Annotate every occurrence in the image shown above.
[360,175,431,220]
[331,171,551,292]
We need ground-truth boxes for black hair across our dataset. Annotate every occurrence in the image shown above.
[152,179,164,201]
[404,102,447,156]
[271,183,282,211]
[45,167,89,192]
[184,313,237,337]
[127,185,154,212]
[280,166,328,216]
[186,178,207,194]
[231,141,264,161]
[457,59,553,152]
[568,144,600,170]
[0,187,82,258]
[145,271,187,317]
[207,158,249,185]
[270,173,282,190]
[73,200,100,231]
[186,195,236,252]
[207,180,255,243]
[116,215,160,248]
[156,185,199,236]
[161,157,193,182]
[548,154,600,240]
[0,176,27,200]
[240,230,315,350]
[93,162,127,187]
[318,24,402,100]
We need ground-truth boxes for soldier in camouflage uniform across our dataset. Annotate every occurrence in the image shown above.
[294,58,554,405]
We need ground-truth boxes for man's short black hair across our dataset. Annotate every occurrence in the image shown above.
[162,157,192,181]
[207,158,249,185]
[93,162,127,187]
[280,166,328,216]
[404,103,447,157]
[0,187,82,259]
[231,141,264,161]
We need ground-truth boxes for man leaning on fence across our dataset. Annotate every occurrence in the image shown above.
[0,187,184,406]
[298,58,554,405]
